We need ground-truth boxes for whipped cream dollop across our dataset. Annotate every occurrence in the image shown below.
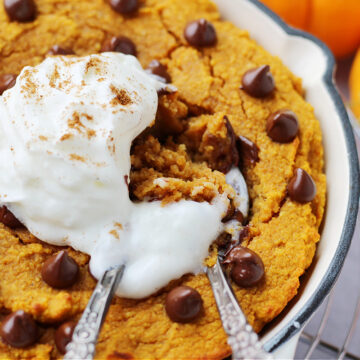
[0,53,248,298]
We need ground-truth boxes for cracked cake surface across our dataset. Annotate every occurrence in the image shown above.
[0,0,326,359]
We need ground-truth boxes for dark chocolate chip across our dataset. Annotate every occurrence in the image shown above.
[55,321,76,354]
[241,65,275,98]
[48,45,75,56]
[4,0,36,22]
[218,226,252,259]
[266,109,299,143]
[0,310,38,348]
[208,116,239,173]
[0,74,17,95]
[101,36,137,56]
[232,210,244,223]
[165,286,203,323]
[238,225,250,243]
[224,116,240,169]
[222,206,243,224]
[201,116,239,174]
[147,60,171,83]
[221,204,235,223]
[0,206,23,229]
[216,233,235,260]
[236,135,259,166]
[215,232,232,248]
[223,246,264,287]
[288,168,316,203]
[184,19,217,47]
[41,251,79,289]
[109,0,139,14]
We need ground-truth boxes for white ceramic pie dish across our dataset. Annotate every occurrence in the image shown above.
[212,0,360,357]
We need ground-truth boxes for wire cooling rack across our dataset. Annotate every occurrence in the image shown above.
[296,278,360,360]
[294,112,360,360]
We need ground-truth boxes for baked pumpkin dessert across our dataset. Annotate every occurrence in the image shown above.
[0,0,326,359]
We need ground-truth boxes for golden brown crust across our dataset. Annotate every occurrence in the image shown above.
[0,0,325,359]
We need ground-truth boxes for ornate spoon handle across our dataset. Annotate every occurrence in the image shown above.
[207,259,272,360]
[64,264,125,360]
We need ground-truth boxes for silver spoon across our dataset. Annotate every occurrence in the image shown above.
[64,264,125,360]
[206,259,273,360]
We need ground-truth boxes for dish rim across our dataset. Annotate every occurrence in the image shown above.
[239,0,360,352]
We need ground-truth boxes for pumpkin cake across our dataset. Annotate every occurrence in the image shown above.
[0,0,326,359]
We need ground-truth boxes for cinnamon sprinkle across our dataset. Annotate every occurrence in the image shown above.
[60,133,73,141]
[85,57,102,74]
[110,85,132,106]
[68,112,85,132]
[87,129,96,139]
[109,229,119,239]
[114,222,123,230]
[82,113,93,121]
[49,64,60,88]
[69,154,86,162]
[67,112,96,139]
[21,69,37,98]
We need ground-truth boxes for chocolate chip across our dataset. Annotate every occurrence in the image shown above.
[165,286,203,323]
[241,65,275,98]
[109,0,138,14]
[200,116,239,174]
[184,19,217,47]
[147,60,171,83]
[222,205,235,223]
[224,116,239,169]
[48,45,75,56]
[41,251,79,289]
[55,321,76,354]
[4,0,36,22]
[215,232,232,249]
[288,168,316,203]
[222,206,244,224]
[236,135,259,166]
[0,74,17,95]
[0,310,38,348]
[238,225,250,243]
[232,210,244,223]
[223,246,264,287]
[266,109,299,143]
[207,116,239,173]
[0,206,23,229]
[101,36,137,56]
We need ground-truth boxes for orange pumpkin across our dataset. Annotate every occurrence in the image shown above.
[261,0,360,58]
[350,48,360,120]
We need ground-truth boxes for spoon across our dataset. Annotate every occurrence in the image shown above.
[64,264,125,360]
[206,259,273,360]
